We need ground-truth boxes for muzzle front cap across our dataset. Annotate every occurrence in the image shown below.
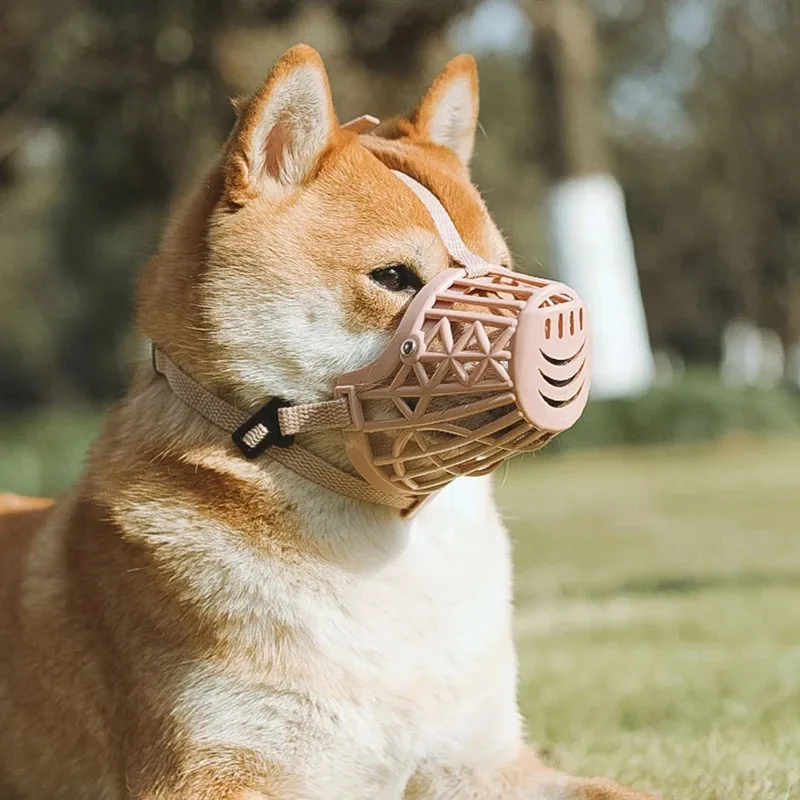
[334,265,592,499]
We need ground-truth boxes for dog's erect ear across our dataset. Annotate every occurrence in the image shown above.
[224,44,337,204]
[410,54,479,166]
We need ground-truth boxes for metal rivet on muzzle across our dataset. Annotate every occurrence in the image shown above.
[400,339,416,357]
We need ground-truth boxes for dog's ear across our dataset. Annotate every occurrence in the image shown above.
[224,44,338,204]
[409,54,479,166]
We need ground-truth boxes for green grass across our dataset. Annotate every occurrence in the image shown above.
[500,439,800,799]
[0,407,104,497]
[1,410,799,797]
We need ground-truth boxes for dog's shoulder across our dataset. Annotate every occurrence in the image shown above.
[0,493,56,614]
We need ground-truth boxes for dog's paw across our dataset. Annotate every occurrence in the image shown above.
[571,776,658,800]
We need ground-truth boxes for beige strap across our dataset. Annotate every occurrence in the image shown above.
[265,446,411,509]
[152,347,412,512]
[278,399,351,436]
[153,348,350,438]
[392,171,493,279]
[153,348,250,431]
[341,114,380,134]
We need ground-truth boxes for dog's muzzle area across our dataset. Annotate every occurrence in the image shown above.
[152,169,591,515]
[334,264,591,498]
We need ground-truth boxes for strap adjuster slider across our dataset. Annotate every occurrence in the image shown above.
[232,398,295,459]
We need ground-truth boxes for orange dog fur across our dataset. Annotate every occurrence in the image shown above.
[0,46,657,800]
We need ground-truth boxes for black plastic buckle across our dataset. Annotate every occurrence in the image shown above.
[232,397,295,459]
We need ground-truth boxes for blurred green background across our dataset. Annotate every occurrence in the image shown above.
[2,1,800,797]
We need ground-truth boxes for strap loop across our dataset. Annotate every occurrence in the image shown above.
[232,398,295,459]
[278,398,351,436]
[152,347,351,438]
[151,346,413,512]
[392,171,492,278]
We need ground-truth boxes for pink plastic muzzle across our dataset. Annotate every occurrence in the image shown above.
[151,166,591,515]
[334,263,591,499]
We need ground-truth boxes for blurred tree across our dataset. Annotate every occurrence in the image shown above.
[0,0,477,408]
[689,1,800,347]
[523,0,655,399]
[526,0,608,178]
[597,0,800,359]
[3,0,800,408]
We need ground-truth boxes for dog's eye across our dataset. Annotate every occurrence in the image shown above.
[370,264,422,293]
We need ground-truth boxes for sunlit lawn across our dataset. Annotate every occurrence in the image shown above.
[1,412,799,798]
[501,438,800,799]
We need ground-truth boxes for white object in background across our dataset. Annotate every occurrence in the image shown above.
[547,174,654,399]
[787,343,800,387]
[721,319,762,387]
[721,319,785,388]
[759,329,785,388]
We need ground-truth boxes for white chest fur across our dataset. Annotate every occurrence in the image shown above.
[172,476,522,798]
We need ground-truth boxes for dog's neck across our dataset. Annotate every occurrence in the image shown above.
[76,356,501,671]
[86,362,418,567]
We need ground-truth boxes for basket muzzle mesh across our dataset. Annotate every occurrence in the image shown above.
[334,265,591,498]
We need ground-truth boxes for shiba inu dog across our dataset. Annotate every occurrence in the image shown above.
[0,45,656,800]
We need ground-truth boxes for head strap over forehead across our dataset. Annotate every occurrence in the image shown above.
[391,171,491,278]
[152,169,492,515]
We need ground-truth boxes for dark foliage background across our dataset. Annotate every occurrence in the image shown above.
[2,0,799,408]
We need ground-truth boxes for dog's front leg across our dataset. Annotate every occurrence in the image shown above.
[125,754,301,800]
[133,785,284,800]
[405,746,657,800]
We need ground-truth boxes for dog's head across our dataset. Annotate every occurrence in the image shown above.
[138,44,511,408]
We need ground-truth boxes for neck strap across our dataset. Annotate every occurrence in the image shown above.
[152,347,415,512]
[151,169,489,514]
